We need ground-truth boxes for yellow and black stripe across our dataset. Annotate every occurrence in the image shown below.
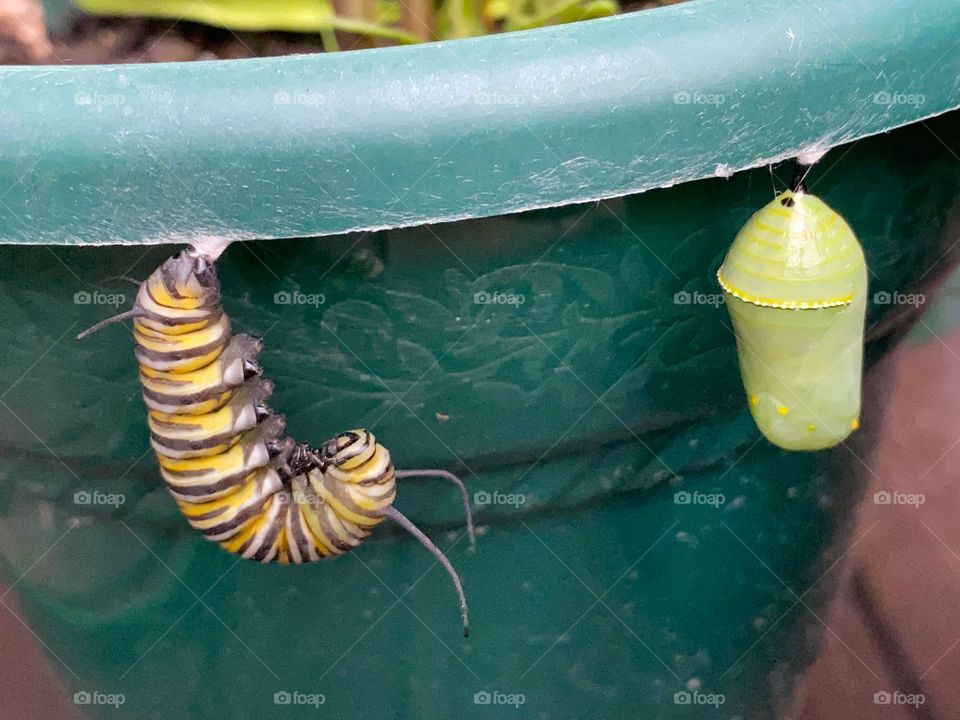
[79,247,472,634]
[127,250,397,563]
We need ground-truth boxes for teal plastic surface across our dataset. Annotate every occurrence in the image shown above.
[1,0,959,246]
[0,113,958,718]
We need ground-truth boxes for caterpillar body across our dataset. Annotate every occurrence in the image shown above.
[717,164,867,451]
[79,248,473,635]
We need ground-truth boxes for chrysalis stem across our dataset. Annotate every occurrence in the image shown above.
[380,505,470,637]
[395,469,476,546]
[791,160,814,194]
[189,237,233,261]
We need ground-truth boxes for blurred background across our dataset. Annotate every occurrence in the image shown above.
[2,0,688,63]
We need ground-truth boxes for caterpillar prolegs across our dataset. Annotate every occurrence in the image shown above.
[79,248,474,635]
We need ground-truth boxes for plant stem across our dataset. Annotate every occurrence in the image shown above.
[329,17,424,44]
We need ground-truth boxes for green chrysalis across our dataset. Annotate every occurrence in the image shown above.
[717,177,867,451]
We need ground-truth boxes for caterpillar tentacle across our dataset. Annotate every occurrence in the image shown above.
[394,469,476,547]
[380,505,470,637]
[75,308,142,339]
[79,247,472,635]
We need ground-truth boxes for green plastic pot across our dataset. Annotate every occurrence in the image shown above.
[1,1,959,718]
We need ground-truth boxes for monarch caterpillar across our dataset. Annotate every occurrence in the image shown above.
[717,162,867,451]
[79,248,474,636]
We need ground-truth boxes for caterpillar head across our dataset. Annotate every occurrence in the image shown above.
[321,430,394,485]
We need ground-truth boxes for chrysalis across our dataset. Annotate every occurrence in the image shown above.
[717,165,867,451]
